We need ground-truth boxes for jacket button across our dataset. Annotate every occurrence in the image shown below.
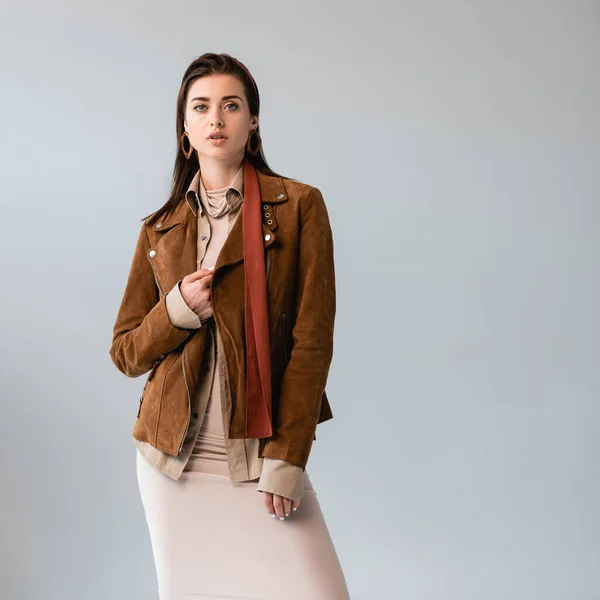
[263,204,269,210]
[148,249,156,258]
[155,222,162,228]
[277,193,285,199]
[200,235,207,241]
[192,412,199,419]
[264,234,271,241]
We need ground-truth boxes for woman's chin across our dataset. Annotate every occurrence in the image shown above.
[200,146,243,160]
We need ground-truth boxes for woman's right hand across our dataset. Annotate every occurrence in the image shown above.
[179,268,214,323]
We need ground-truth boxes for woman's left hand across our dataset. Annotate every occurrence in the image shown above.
[262,491,300,520]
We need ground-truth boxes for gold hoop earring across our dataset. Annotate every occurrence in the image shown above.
[246,129,261,156]
[180,131,194,160]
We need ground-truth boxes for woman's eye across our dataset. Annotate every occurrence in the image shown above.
[193,103,238,112]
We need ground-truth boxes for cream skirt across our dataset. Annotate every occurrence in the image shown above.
[135,389,351,600]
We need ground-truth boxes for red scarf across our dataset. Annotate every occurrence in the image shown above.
[242,156,273,438]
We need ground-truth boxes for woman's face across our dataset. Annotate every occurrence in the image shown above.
[183,74,258,163]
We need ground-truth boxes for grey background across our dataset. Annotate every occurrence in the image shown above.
[1,1,599,599]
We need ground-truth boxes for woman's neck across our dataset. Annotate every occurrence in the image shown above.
[198,156,244,190]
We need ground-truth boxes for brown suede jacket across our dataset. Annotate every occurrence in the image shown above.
[109,168,335,478]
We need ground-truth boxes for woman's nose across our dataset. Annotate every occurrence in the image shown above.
[209,108,223,122]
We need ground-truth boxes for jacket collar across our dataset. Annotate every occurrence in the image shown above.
[147,166,288,290]
[154,167,289,230]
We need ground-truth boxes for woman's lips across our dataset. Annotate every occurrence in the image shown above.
[209,137,227,145]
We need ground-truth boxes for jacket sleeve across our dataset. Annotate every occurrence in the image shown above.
[165,280,203,330]
[256,457,304,502]
[260,186,336,469]
[109,222,194,378]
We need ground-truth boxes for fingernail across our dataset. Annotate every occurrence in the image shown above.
[279,517,285,520]
[292,507,298,511]
[270,514,276,518]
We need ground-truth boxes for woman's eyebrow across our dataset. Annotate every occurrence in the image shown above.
[189,95,242,103]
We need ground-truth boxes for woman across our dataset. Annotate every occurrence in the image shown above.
[109,53,350,599]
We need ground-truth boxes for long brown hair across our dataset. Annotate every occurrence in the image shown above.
[142,52,292,226]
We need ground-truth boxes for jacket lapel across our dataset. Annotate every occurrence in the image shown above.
[148,200,197,296]
[214,169,288,271]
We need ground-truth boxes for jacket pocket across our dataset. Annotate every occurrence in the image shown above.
[136,352,171,418]
[281,312,319,442]
[281,312,290,367]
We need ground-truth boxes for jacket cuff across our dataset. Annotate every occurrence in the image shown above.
[165,281,202,330]
[256,457,304,502]
[260,438,314,470]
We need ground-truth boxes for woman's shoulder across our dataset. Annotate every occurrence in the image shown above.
[277,174,324,206]
[140,197,190,233]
